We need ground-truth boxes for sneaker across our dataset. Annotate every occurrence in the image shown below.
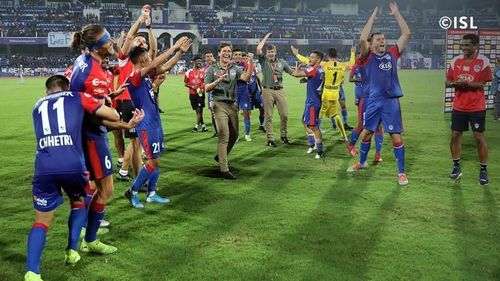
[347,144,357,157]
[221,171,236,180]
[280,136,291,144]
[214,155,219,162]
[146,193,170,203]
[374,153,383,163]
[347,162,368,172]
[130,193,144,208]
[79,227,110,239]
[116,172,133,182]
[259,125,266,133]
[64,249,81,266]
[306,147,316,154]
[479,170,489,186]
[267,140,277,147]
[24,271,43,281]
[344,124,354,130]
[191,126,198,133]
[398,173,409,186]
[201,126,208,132]
[315,151,325,159]
[80,239,117,254]
[244,135,252,142]
[449,166,462,180]
[99,219,110,228]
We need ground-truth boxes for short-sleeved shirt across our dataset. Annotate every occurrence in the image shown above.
[70,53,110,100]
[204,62,244,102]
[446,53,492,112]
[128,69,161,130]
[257,54,293,88]
[184,68,205,95]
[303,65,324,107]
[33,91,101,176]
[117,50,133,101]
[358,45,403,99]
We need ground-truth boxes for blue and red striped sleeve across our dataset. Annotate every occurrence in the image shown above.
[80,92,102,114]
[130,69,142,87]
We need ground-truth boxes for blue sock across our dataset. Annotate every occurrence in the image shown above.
[349,128,361,146]
[330,118,337,129]
[132,164,154,192]
[375,133,384,154]
[359,140,371,165]
[342,109,348,124]
[393,144,405,174]
[147,168,160,192]
[67,204,85,250]
[82,193,92,228]
[26,224,48,274]
[259,115,265,126]
[84,201,104,243]
[316,140,323,153]
[244,119,250,135]
[307,134,315,148]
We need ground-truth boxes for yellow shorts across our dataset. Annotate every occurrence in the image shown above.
[320,89,340,118]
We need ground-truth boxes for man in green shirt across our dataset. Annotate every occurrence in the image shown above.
[257,32,295,147]
[205,42,254,179]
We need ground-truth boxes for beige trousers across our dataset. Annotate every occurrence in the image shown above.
[262,88,288,141]
[213,101,239,172]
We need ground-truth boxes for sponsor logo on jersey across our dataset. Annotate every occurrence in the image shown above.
[92,78,108,87]
[457,74,474,82]
[473,65,481,72]
[379,62,392,71]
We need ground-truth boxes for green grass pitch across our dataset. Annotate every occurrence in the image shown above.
[0,70,499,280]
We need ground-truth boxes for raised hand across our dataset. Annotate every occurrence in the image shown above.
[144,15,151,26]
[291,46,299,56]
[370,6,379,20]
[180,38,192,53]
[389,2,399,15]
[153,74,166,87]
[350,45,356,53]
[115,82,129,96]
[174,36,189,48]
[142,4,151,16]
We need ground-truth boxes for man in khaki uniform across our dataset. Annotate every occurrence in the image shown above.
[205,42,253,179]
[257,32,294,147]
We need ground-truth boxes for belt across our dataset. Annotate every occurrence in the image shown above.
[324,85,339,90]
[264,86,283,90]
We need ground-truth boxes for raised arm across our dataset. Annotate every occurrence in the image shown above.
[346,45,356,70]
[292,62,307,78]
[143,7,157,60]
[157,38,192,74]
[390,2,411,53]
[116,31,126,49]
[257,32,272,56]
[291,46,309,64]
[121,14,145,56]
[360,7,378,60]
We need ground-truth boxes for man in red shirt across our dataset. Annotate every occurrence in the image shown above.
[446,33,492,185]
[184,54,207,132]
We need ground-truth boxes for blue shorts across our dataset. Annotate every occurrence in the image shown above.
[363,98,403,133]
[249,87,264,109]
[354,86,363,105]
[84,135,113,180]
[339,86,346,101]
[32,173,88,212]
[302,104,320,127]
[357,97,367,126]
[138,127,164,159]
[237,85,252,110]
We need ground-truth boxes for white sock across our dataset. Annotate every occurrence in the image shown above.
[119,169,128,176]
[148,191,156,197]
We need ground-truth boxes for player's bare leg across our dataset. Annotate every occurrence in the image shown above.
[112,129,124,167]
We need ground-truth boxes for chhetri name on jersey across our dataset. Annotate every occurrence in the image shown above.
[33,91,74,108]
[39,134,74,149]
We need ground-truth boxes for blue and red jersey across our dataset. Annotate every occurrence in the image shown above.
[358,45,403,99]
[128,69,161,130]
[303,65,324,107]
[248,66,259,94]
[70,53,111,138]
[32,91,101,176]
[235,61,249,92]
